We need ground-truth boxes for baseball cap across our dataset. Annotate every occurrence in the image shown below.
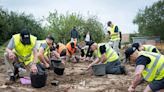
[20,28,31,45]
[107,21,112,26]
[132,43,140,50]
[125,47,137,59]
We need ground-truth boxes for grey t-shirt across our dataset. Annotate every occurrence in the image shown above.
[7,37,37,50]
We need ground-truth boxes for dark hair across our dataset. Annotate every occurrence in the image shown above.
[107,21,112,26]
[132,43,140,50]
[70,42,75,48]
[47,35,54,42]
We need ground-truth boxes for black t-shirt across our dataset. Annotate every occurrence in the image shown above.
[136,55,151,67]
[152,48,157,53]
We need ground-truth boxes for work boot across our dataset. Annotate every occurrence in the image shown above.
[10,75,16,81]
[120,66,128,75]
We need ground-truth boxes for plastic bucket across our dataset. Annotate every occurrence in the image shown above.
[51,60,65,75]
[92,64,106,76]
[30,72,47,88]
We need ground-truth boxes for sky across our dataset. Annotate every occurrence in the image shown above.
[0,0,159,33]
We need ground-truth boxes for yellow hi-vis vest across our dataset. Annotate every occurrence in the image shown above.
[37,40,50,56]
[108,25,120,41]
[143,45,160,54]
[13,34,36,65]
[140,51,164,82]
[97,43,119,64]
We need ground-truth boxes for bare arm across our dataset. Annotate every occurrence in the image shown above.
[87,57,100,70]
[100,53,107,64]
[38,47,51,68]
[53,51,60,59]
[131,65,145,88]
[6,37,16,60]
[38,47,46,64]
[6,48,13,53]
[33,48,38,64]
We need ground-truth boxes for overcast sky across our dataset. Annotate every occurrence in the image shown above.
[0,0,159,33]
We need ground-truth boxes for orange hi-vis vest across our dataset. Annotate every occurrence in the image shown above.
[66,41,76,57]
[57,43,67,55]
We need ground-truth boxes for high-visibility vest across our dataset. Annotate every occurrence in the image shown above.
[108,25,120,41]
[140,51,164,82]
[13,34,36,65]
[143,45,160,54]
[57,43,67,55]
[96,43,119,64]
[66,41,76,57]
[37,40,50,56]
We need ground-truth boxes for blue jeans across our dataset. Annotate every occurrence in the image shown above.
[105,59,122,74]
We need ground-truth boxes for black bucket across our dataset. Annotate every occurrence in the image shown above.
[30,72,47,88]
[92,64,106,76]
[51,60,65,75]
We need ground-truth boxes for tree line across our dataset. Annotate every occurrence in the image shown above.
[0,8,105,45]
[133,0,164,41]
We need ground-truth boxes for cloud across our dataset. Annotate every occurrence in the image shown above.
[0,0,158,33]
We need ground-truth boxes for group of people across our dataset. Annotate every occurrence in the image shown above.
[3,20,164,92]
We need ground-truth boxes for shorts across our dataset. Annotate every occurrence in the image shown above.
[149,78,164,92]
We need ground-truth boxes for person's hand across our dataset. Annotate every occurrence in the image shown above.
[30,64,38,73]
[61,60,65,65]
[128,85,135,92]
[98,61,103,64]
[45,63,50,68]
[87,64,92,70]
[8,52,16,61]
[73,58,77,63]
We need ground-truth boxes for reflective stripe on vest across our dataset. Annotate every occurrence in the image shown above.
[109,25,120,41]
[144,53,160,80]
[141,51,164,82]
[13,34,36,65]
[156,62,164,77]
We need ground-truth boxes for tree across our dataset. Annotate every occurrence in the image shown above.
[46,10,105,44]
[133,0,164,40]
[0,8,46,45]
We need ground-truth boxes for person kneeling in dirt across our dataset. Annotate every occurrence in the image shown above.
[125,47,164,92]
[87,42,127,74]
[4,28,39,83]
[37,35,54,68]
[80,44,94,62]
[132,42,161,54]
[50,43,68,65]
[66,41,79,63]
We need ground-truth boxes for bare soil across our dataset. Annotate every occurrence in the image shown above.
[0,58,147,92]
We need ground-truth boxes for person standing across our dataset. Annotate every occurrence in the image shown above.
[84,31,92,45]
[70,26,78,42]
[107,21,122,55]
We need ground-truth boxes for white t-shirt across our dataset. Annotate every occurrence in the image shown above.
[85,33,90,42]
